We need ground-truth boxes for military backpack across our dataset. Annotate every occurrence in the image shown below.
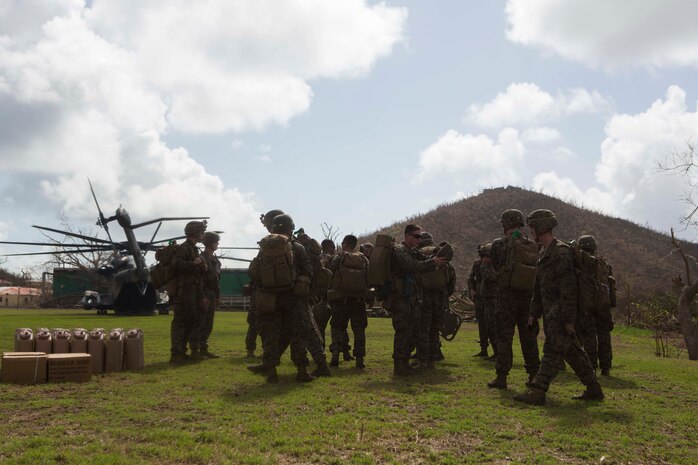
[367,234,395,288]
[333,251,368,296]
[419,245,449,290]
[500,235,539,291]
[569,242,607,315]
[252,234,296,292]
[150,242,178,294]
[306,238,332,298]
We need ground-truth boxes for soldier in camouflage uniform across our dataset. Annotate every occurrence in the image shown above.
[468,246,489,357]
[487,209,540,389]
[189,231,222,359]
[514,210,604,405]
[245,210,284,358]
[388,224,448,376]
[328,234,369,369]
[578,235,616,376]
[478,243,498,360]
[248,214,330,383]
[417,233,457,369]
[169,221,207,365]
[321,238,352,361]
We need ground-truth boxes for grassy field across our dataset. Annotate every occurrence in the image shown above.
[0,309,696,465]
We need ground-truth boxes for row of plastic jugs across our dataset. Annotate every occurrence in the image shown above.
[14,328,144,374]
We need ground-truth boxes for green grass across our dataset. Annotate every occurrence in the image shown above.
[1,309,696,465]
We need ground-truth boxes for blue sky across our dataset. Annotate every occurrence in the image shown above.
[1,1,698,272]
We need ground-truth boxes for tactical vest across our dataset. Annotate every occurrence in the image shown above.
[253,234,295,292]
[334,251,368,296]
[367,234,394,288]
[500,236,539,291]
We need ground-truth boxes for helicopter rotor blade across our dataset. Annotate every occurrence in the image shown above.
[88,178,114,244]
[32,225,116,245]
[3,247,114,257]
[218,256,252,263]
[0,240,110,248]
[143,222,163,257]
[130,217,210,230]
[149,235,186,245]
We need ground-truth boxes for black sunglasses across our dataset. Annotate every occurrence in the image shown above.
[409,233,423,239]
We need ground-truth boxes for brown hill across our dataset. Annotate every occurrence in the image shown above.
[360,186,698,310]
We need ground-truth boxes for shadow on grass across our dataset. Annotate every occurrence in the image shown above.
[600,375,638,390]
[219,375,308,403]
[359,369,454,392]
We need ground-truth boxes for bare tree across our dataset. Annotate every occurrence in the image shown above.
[658,140,698,227]
[669,229,698,360]
[41,213,115,272]
[320,222,342,243]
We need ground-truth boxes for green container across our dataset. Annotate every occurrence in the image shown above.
[220,268,250,296]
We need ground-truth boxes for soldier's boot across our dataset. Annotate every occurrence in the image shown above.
[393,359,413,377]
[265,367,279,384]
[572,382,604,401]
[247,364,267,375]
[200,348,220,359]
[487,374,508,389]
[311,359,331,378]
[343,350,355,361]
[189,348,204,361]
[525,374,535,388]
[295,366,316,383]
[245,349,257,358]
[329,351,340,367]
[473,348,488,357]
[169,353,193,365]
[355,357,366,369]
[601,367,610,377]
[513,388,546,406]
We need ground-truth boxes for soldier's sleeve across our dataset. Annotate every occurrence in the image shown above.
[607,261,617,307]
[294,243,313,279]
[558,245,578,324]
[328,255,341,274]
[447,263,457,295]
[171,243,197,274]
[490,239,505,272]
[529,271,543,320]
[467,261,478,291]
[393,246,436,273]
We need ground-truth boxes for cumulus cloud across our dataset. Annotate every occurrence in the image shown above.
[414,128,525,186]
[466,83,610,129]
[505,0,698,69]
[0,0,407,258]
[532,86,698,233]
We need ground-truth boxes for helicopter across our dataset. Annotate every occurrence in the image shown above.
[0,181,216,315]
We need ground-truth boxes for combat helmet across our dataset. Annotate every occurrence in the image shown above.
[526,209,558,233]
[501,209,525,229]
[419,232,434,247]
[480,242,492,257]
[203,231,220,246]
[184,220,207,236]
[272,214,295,235]
[578,235,597,253]
[260,209,284,233]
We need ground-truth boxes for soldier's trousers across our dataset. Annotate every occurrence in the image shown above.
[577,312,599,370]
[245,306,258,352]
[171,293,200,356]
[494,289,540,377]
[312,300,332,349]
[484,298,497,355]
[290,302,326,367]
[596,304,614,370]
[329,298,367,357]
[474,298,489,351]
[389,294,419,362]
[417,291,446,362]
[189,291,216,350]
[532,313,598,392]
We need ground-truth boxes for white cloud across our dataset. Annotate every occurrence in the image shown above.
[253,155,273,163]
[414,128,525,186]
[532,85,698,234]
[0,1,407,262]
[85,0,408,133]
[506,0,698,69]
[521,127,561,145]
[466,83,610,129]
[257,144,272,153]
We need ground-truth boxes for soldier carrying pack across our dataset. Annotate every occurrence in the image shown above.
[500,233,539,291]
[250,234,296,293]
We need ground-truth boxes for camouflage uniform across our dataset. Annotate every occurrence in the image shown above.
[245,303,258,354]
[578,256,615,371]
[468,259,489,353]
[418,262,456,363]
[490,236,541,379]
[388,243,437,367]
[189,251,221,351]
[479,260,498,356]
[528,239,598,392]
[328,253,369,359]
[170,240,205,356]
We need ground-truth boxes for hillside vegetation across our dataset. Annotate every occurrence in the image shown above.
[360,186,698,310]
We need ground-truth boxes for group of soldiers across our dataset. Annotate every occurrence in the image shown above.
[467,208,616,405]
[166,207,616,406]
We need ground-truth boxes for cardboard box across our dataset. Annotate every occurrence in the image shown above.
[47,353,92,383]
[1,352,48,384]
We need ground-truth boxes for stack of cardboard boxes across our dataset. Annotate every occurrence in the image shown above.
[1,327,144,384]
